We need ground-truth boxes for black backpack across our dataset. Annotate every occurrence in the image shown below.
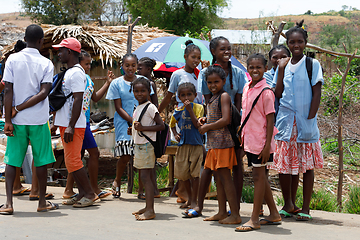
[137,103,170,158]
[218,93,241,149]
[49,66,82,112]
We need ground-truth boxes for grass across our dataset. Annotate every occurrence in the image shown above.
[132,165,169,195]
[345,185,360,214]
[241,185,255,203]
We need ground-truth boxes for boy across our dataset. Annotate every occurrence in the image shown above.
[130,77,165,220]
[170,82,203,212]
[1,24,57,214]
[52,38,98,207]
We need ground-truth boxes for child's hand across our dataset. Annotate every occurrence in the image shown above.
[11,106,17,118]
[174,133,181,142]
[258,144,271,164]
[201,60,210,69]
[198,117,207,126]
[107,70,115,83]
[277,57,290,69]
[127,126,132,135]
[184,100,192,111]
[134,121,144,131]
[198,124,208,135]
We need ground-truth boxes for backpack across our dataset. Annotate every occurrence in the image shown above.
[137,103,170,158]
[49,66,82,112]
[218,93,241,149]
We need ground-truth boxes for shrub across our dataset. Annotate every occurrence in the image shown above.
[241,185,254,203]
[345,185,360,214]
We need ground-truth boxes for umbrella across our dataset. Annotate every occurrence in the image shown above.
[133,36,246,78]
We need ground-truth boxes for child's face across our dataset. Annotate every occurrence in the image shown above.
[133,83,149,104]
[270,49,289,69]
[122,56,137,79]
[178,88,196,103]
[206,73,225,94]
[212,39,231,64]
[287,32,306,57]
[137,62,151,77]
[80,56,91,75]
[184,49,201,70]
[247,58,267,82]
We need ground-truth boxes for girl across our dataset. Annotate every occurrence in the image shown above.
[62,50,114,201]
[273,20,323,221]
[137,57,159,107]
[130,77,164,220]
[105,53,154,198]
[158,40,202,113]
[136,57,160,199]
[264,44,291,85]
[235,54,280,232]
[198,65,241,225]
[186,36,248,217]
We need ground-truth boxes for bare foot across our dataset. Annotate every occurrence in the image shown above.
[175,190,188,202]
[237,220,260,230]
[203,212,228,221]
[132,208,146,215]
[219,215,242,224]
[135,211,156,220]
[180,201,190,209]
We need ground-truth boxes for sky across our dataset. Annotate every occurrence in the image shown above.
[0,0,359,19]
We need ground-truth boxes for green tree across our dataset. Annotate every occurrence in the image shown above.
[21,0,107,25]
[124,0,228,35]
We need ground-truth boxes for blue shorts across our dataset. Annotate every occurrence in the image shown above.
[82,122,98,150]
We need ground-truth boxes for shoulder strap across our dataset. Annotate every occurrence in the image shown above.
[137,103,151,123]
[238,87,270,136]
[305,56,313,84]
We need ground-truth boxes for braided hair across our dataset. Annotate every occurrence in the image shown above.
[285,19,308,43]
[122,53,138,64]
[204,64,226,82]
[184,40,201,55]
[139,57,156,70]
[209,36,233,89]
[79,49,91,62]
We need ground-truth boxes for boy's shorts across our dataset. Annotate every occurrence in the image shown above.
[60,127,85,173]
[175,144,203,181]
[4,123,56,167]
[134,143,155,169]
[82,122,97,150]
[246,152,273,168]
[204,147,237,171]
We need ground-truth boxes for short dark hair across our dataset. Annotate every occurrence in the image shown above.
[247,53,267,67]
[131,76,151,93]
[285,19,308,43]
[14,40,27,53]
[268,44,291,59]
[25,24,44,44]
[79,49,91,62]
[123,53,138,63]
[184,40,201,55]
[204,64,226,82]
[177,82,196,95]
[139,57,156,69]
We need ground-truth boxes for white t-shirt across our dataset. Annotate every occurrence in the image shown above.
[54,64,86,128]
[132,101,158,144]
[289,55,306,73]
[3,48,54,125]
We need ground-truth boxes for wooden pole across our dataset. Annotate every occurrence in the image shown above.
[337,47,357,208]
[126,15,141,54]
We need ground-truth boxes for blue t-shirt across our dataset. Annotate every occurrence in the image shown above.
[105,75,154,142]
[200,64,248,104]
[169,102,204,146]
[264,68,275,86]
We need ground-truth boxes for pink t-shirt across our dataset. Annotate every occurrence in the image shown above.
[241,79,278,155]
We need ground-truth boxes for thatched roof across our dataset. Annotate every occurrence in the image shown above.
[2,24,175,67]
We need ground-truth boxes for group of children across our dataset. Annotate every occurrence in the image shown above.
[1,20,323,232]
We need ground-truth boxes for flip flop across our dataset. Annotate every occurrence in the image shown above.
[154,194,160,198]
[296,213,312,221]
[37,201,59,212]
[112,185,121,198]
[93,196,101,203]
[137,193,146,200]
[13,187,31,196]
[98,191,111,199]
[279,209,292,218]
[29,193,54,201]
[0,204,14,215]
[183,209,202,218]
[73,197,94,208]
[62,193,78,199]
[259,218,282,225]
[235,225,260,232]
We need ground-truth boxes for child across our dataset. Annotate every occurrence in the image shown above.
[106,53,154,198]
[137,57,159,107]
[130,77,165,220]
[62,50,114,201]
[198,65,241,224]
[235,54,281,232]
[186,36,248,217]
[158,40,202,113]
[272,20,324,221]
[264,45,291,85]
[169,82,204,211]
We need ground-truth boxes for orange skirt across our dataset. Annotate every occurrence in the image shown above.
[204,148,237,171]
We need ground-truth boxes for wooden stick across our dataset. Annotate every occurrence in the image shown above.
[337,47,358,208]
[271,21,286,48]
[127,15,142,54]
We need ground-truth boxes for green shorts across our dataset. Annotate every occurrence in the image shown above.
[4,123,56,167]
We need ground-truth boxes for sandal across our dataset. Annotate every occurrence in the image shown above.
[296,213,312,221]
[73,197,94,208]
[29,193,54,201]
[0,204,14,215]
[137,193,146,200]
[37,201,59,212]
[98,191,111,199]
[13,187,31,196]
[62,197,78,205]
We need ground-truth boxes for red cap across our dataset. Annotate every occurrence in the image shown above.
[52,37,81,53]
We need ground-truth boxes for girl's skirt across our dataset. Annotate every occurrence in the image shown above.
[271,119,323,175]
[204,147,237,171]
[114,140,134,157]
